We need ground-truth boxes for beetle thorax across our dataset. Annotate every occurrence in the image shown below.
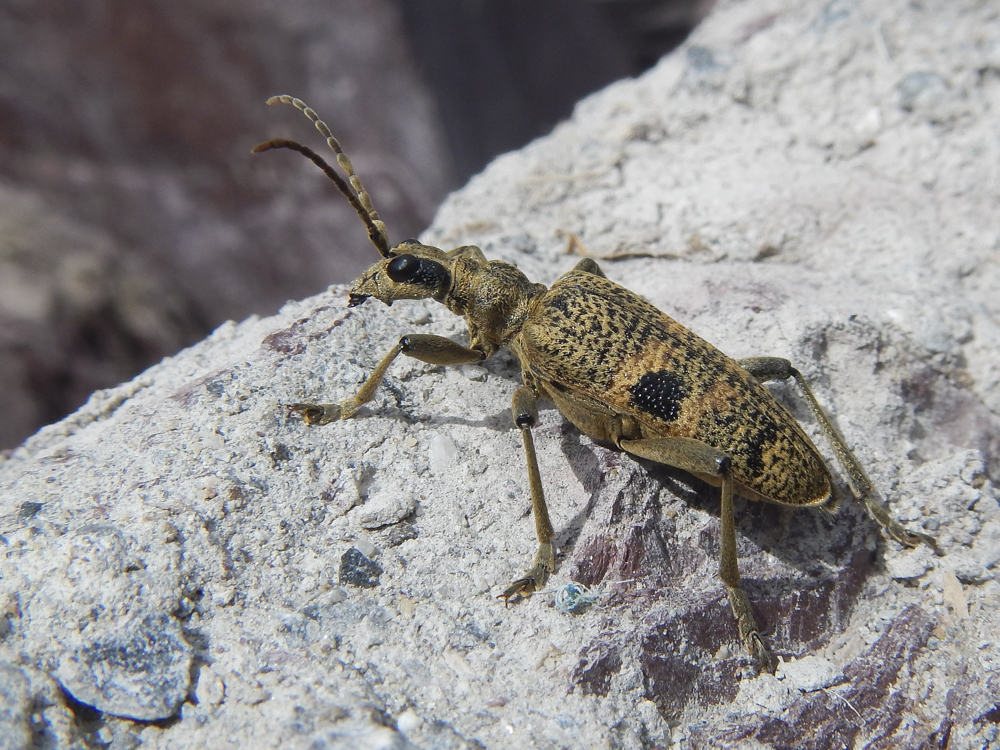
[446,256,547,348]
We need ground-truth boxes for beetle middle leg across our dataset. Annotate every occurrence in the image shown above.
[289,334,486,424]
[739,356,936,550]
[569,257,607,278]
[498,386,556,602]
[619,435,778,674]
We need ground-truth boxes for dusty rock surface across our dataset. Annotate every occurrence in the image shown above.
[2,0,1000,748]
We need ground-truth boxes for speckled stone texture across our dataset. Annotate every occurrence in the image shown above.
[2,0,999,748]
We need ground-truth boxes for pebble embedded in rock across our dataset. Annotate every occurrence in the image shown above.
[56,612,194,721]
[777,655,844,692]
[885,547,933,581]
[356,492,417,530]
[339,547,383,588]
[428,434,458,476]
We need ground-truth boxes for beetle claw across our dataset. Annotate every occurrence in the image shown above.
[498,567,549,606]
[288,402,341,425]
[748,633,778,675]
[498,578,536,606]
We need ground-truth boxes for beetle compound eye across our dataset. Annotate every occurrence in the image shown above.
[387,254,420,282]
[386,255,450,295]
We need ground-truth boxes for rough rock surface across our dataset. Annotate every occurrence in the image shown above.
[2,0,1000,748]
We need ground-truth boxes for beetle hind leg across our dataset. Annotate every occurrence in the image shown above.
[620,436,777,674]
[738,356,936,551]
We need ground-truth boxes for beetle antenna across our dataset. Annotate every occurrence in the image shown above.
[259,95,392,258]
[252,138,392,257]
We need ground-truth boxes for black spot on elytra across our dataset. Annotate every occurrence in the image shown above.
[628,370,689,423]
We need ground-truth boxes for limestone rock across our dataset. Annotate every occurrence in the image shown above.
[2,0,999,747]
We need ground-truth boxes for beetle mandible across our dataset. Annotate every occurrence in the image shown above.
[255,95,935,674]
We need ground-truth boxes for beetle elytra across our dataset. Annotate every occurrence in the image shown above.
[255,95,935,674]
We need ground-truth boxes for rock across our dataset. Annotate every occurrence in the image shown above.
[339,548,384,589]
[885,546,933,581]
[2,0,999,747]
[0,663,83,749]
[356,492,418,530]
[56,613,194,721]
[0,664,32,750]
[194,664,226,708]
[15,522,193,721]
[777,655,843,692]
[428,433,459,476]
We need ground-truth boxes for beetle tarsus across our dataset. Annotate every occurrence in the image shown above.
[288,402,341,425]
[748,632,778,675]
[498,568,547,604]
[499,543,554,604]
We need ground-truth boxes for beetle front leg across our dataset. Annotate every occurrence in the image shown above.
[739,356,936,550]
[290,334,486,424]
[499,385,555,603]
[619,435,777,674]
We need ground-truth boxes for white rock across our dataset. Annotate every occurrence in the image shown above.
[396,709,422,734]
[195,665,225,707]
[778,655,844,692]
[427,433,458,476]
[885,547,933,581]
[2,1,999,746]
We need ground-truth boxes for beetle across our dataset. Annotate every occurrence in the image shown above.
[254,95,935,673]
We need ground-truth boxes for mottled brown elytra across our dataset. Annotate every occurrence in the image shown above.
[254,95,935,674]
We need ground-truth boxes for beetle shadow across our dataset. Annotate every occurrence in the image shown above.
[367,349,527,431]
[544,424,887,667]
[546,418,881,592]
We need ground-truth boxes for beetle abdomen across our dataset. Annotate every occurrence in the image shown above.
[520,271,831,506]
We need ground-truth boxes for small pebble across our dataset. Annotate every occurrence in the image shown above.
[397,709,422,733]
[339,548,383,589]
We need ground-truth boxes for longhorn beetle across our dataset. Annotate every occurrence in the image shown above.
[255,95,935,674]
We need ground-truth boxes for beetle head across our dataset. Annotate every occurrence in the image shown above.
[348,241,452,308]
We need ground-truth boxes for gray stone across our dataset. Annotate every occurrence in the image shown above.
[56,613,194,721]
[885,546,933,581]
[338,548,383,589]
[356,492,418,530]
[777,655,844,693]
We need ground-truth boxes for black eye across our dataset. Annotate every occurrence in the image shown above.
[387,254,420,282]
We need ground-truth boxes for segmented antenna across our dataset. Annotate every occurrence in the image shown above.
[254,95,392,258]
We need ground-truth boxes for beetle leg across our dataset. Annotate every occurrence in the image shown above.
[569,257,607,278]
[619,435,777,674]
[738,357,936,550]
[499,385,555,603]
[289,334,486,424]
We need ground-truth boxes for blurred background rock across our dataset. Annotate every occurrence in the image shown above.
[0,0,711,449]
